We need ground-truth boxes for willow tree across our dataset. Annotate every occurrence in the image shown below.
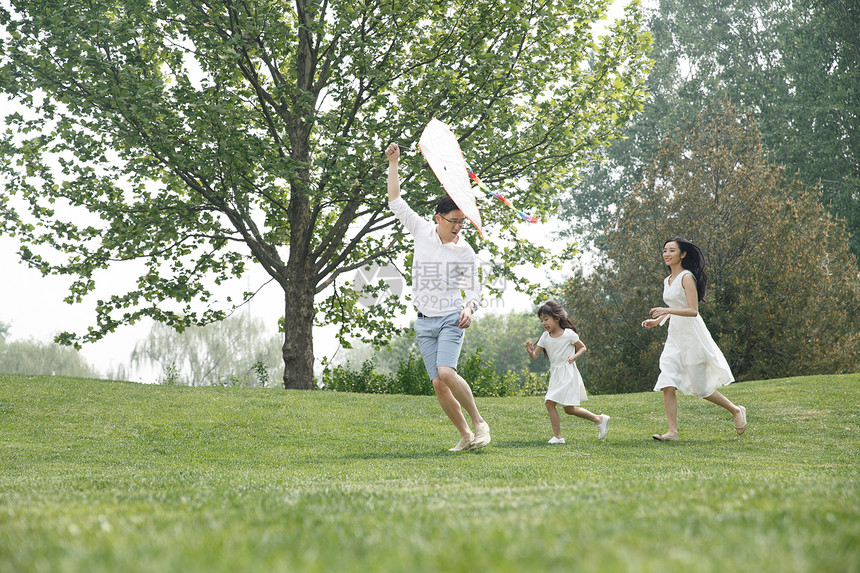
[0,0,651,388]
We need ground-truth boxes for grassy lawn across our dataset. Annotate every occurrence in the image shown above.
[0,373,857,572]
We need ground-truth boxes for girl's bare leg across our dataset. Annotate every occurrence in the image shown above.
[546,401,562,438]
[563,405,601,424]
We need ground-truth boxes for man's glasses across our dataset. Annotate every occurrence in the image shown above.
[438,215,467,227]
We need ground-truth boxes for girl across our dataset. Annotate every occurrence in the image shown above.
[526,301,610,443]
[642,237,747,441]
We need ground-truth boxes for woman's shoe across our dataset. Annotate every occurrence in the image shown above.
[735,406,747,435]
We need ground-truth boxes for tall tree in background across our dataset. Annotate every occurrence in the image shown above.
[0,0,651,388]
[562,103,859,392]
[561,0,860,256]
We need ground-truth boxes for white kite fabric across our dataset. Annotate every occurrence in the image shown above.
[418,118,486,238]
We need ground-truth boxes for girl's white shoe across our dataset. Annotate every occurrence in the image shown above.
[548,436,565,444]
[597,415,611,440]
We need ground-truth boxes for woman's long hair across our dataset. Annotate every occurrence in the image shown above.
[665,236,708,301]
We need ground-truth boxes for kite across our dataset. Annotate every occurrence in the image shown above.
[418,119,485,238]
[418,118,539,239]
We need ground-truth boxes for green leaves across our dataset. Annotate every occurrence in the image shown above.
[0,0,651,386]
[562,0,860,257]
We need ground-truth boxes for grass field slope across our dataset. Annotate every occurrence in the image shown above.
[0,373,857,572]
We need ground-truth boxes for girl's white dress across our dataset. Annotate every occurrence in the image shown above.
[654,270,734,398]
[537,328,588,406]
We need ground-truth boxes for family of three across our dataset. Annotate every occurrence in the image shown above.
[385,142,747,451]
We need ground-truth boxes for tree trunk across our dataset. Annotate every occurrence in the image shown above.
[281,277,316,389]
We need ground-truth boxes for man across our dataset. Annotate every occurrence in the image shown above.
[385,142,490,451]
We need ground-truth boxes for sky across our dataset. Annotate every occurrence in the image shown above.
[0,0,627,382]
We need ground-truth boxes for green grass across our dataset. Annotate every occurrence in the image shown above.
[0,373,857,572]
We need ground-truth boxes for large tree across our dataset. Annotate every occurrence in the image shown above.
[562,103,860,392]
[561,0,860,256]
[0,0,651,388]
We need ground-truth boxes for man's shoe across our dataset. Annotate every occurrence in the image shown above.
[448,434,474,452]
[471,422,491,450]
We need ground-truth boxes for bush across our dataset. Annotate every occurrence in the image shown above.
[561,103,860,393]
[321,359,391,394]
[516,370,549,397]
[394,353,434,396]
[460,349,517,397]
[321,349,548,398]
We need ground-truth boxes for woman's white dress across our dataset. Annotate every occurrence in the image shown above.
[537,328,588,406]
[654,270,734,398]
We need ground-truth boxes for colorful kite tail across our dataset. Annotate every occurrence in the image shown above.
[467,169,538,224]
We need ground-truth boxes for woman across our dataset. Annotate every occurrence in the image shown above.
[641,237,747,441]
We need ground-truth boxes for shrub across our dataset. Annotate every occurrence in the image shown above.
[394,353,434,395]
[320,349,548,397]
[515,370,549,397]
[321,359,391,394]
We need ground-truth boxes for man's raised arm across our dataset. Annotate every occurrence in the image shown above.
[385,143,401,202]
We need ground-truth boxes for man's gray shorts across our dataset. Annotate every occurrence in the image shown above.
[413,311,464,380]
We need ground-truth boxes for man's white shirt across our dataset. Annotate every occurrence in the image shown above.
[389,198,481,317]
